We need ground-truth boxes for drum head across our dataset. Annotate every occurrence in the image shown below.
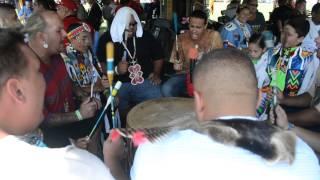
[127,97,196,128]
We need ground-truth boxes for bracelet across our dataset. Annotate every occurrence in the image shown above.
[75,110,83,121]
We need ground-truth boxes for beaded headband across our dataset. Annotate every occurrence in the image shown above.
[67,23,91,41]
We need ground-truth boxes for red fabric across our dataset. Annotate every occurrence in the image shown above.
[63,15,81,31]
[56,0,77,12]
[40,55,76,118]
[63,15,81,45]
[186,73,194,97]
[186,48,198,97]
[188,48,198,60]
[115,1,144,15]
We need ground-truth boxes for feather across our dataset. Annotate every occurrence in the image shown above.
[109,127,172,146]
[110,129,121,141]
[108,119,296,164]
[132,131,147,146]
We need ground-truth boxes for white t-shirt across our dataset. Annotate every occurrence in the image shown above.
[0,135,115,180]
[302,19,320,52]
[131,129,320,180]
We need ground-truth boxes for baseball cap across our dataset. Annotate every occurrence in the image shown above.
[56,0,77,12]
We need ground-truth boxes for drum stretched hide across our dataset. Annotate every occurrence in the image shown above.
[127,97,196,128]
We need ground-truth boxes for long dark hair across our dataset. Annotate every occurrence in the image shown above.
[249,33,266,49]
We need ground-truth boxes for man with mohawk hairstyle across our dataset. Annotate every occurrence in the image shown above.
[104,48,320,180]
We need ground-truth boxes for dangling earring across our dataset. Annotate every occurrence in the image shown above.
[43,41,48,49]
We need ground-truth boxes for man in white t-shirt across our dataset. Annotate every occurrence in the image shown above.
[105,48,320,179]
[130,48,320,180]
[104,48,320,179]
[0,29,114,180]
[302,3,320,52]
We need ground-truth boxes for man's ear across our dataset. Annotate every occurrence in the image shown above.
[194,90,205,121]
[6,79,26,104]
[37,31,48,44]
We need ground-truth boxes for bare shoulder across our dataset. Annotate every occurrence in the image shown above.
[178,31,189,40]
[211,30,222,39]
[207,30,223,48]
[203,29,219,39]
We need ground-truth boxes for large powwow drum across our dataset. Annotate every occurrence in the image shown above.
[127,97,195,128]
[124,97,196,169]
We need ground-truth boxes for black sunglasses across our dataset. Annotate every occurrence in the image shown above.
[129,22,137,27]
[249,3,258,7]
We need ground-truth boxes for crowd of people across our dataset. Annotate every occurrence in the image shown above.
[0,0,320,179]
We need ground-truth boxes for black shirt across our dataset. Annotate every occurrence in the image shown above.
[247,11,265,34]
[270,5,294,25]
[87,2,102,31]
[270,5,295,38]
[97,31,164,83]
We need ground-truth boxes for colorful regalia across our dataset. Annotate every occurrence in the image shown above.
[256,45,317,119]
[253,51,271,120]
[268,45,316,96]
[61,45,101,88]
[220,18,252,49]
[256,86,272,120]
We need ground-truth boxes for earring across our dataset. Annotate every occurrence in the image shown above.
[43,42,48,49]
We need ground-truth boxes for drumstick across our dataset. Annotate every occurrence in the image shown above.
[111,81,122,127]
[88,47,103,76]
[106,42,114,98]
[272,69,278,123]
[272,69,278,106]
[173,12,178,34]
[174,12,178,53]
[106,42,114,83]
[90,78,94,99]
[106,42,117,128]
[88,81,122,139]
[90,64,96,100]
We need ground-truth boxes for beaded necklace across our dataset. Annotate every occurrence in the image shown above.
[121,37,144,85]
